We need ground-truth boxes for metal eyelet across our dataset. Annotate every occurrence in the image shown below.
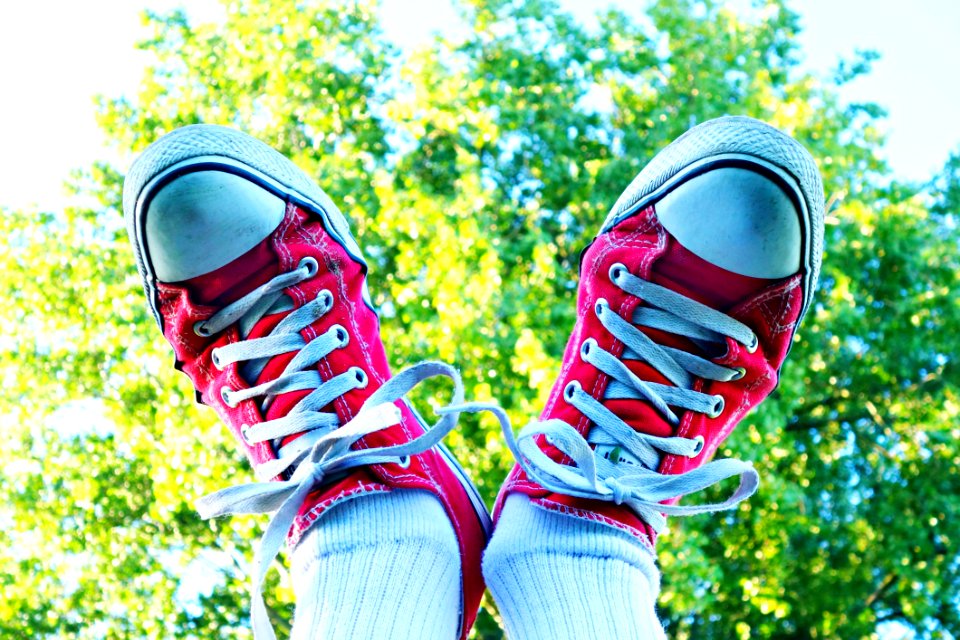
[594,298,608,317]
[220,386,237,408]
[317,289,334,309]
[608,262,627,282]
[193,321,213,337]
[580,338,597,360]
[707,395,725,419]
[690,435,705,457]
[350,367,368,389]
[330,324,349,348]
[397,455,411,469]
[745,334,759,354]
[563,380,581,402]
[298,256,320,278]
[730,366,746,381]
[211,348,225,370]
[239,424,252,445]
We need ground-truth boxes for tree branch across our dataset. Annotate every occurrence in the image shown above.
[865,573,898,609]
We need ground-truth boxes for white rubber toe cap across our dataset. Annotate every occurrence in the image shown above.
[145,170,285,282]
[655,167,801,279]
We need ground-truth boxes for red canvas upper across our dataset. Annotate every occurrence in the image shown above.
[155,202,486,638]
[496,204,804,550]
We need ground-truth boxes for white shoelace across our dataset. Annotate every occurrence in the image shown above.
[503,262,760,532]
[190,257,506,640]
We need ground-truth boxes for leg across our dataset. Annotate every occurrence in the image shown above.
[123,127,492,639]
[486,116,825,639]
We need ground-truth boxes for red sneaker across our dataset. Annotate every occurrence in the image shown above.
[497,116,824,551]
[124,125,490,640]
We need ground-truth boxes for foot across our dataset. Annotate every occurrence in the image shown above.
[486,115,824,634]
[123,125,491,640]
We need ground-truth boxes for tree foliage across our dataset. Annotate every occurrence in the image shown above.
[2,0,958,637]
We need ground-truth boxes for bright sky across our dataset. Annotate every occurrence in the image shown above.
[1,1,958,213]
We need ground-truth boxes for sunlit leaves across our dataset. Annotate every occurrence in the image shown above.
[2,0,959,638]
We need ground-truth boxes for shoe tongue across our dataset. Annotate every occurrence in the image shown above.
[179,238,280,307]
[594,235,777,466]
[651,236,776,311]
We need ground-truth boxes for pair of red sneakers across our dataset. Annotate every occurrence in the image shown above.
[123,116,823,639]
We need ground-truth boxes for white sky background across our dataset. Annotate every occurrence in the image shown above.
[0,0,958,213]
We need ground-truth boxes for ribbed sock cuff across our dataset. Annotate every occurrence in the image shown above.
[483,494,665,640]
[290,490,461,640]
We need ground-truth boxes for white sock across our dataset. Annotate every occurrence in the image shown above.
[483,494,665,640]
[289,490,461,640]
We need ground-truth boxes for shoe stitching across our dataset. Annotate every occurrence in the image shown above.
[286,207,447,493]
[290,482,390,548]
[291,207,444,492]
[578,215,665,436]
[157,286,203,363]
[661,368,771,476]
[508,213,666,497]
[761,284,801,335]
[541,209,661,421]
[533,499,657,555]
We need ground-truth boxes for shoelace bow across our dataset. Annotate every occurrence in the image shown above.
[190,257,507,640]
[503,262,760,532]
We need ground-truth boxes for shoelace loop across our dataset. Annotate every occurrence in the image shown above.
[503,263,761,533]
